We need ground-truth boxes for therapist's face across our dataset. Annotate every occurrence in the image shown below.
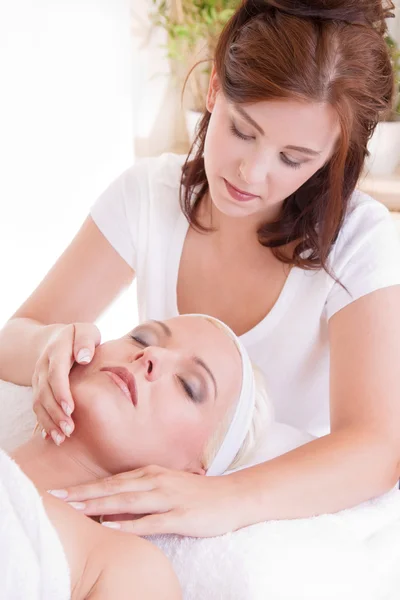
[68,316,242,474]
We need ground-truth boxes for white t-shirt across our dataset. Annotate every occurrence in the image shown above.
[90,153,400,437]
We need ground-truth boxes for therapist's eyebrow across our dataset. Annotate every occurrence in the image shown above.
[192,356,218,399]
[234,104,264,135]
[151,320,172,337]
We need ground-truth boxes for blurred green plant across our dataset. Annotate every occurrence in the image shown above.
[150,0,239,110]
[385,34,400,119]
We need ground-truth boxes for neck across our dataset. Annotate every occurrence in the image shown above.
[11,432,110,492]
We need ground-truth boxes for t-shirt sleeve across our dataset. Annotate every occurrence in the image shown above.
[326,201,400,320]
[90,162,147,270]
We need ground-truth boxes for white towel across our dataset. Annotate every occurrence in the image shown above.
[0,447,71,600]
[151,488,400,600]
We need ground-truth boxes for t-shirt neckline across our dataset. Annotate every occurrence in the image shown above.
[166,211,303,346]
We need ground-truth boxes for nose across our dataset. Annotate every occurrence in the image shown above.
[132,346,173,382]
[239,149,270,185]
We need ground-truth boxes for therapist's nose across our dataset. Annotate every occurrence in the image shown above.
[238,152,269,186]
[134,346,175,382]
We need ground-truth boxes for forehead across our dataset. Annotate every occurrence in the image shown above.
[228,97,340,154]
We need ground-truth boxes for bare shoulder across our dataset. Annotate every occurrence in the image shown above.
[86,530,182,600]
[43,492,181,600]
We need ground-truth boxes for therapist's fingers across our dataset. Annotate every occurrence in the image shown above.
[67,491,168,517]
[34,404,66,446]
[72,323,101,365]
[48,472,156,502]
[33,375,74,439]
[46,354,76,416]
[102,513,176,536]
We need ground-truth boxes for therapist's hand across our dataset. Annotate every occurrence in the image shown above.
[33,322,101,445]
[49,465,245,538]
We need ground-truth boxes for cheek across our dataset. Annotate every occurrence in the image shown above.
[70,379,139,473]
[154,400,214,464]
[205,111,235,169]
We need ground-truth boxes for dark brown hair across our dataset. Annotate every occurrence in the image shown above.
[180,0,395,272]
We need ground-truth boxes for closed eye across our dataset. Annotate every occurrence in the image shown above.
[230,121,254,141]
[177,376,203,404]
[280,154,301,169]
[129,334,149,347]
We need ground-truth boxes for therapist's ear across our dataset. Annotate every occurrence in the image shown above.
[206,66,220,113]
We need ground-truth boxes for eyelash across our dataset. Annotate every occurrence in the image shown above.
[130,334,200,403]
[229,122,302,170]
[177,376,198,402]
[130,334,146,345]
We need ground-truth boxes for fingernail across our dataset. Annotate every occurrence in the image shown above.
[47,489,68,499]
[77,348,92,364]
[41,429,47,439]
[51,430,64,446]
[102,521,121,530]
[68,501,86,510]
[62,401,72,417]
[60,421,73,437]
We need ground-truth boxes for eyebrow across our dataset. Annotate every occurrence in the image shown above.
[233,104,321,156]
[151,320,172,337]
[192,356,218,399]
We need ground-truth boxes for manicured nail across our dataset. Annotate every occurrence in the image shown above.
[47,489,68,499]
[102,521,121,529]
[51,430,64,446]
[62,401,72,417]
[77,348,92,364]
[68,501,86,510]
[60,421,73,437]
[41,429,47,439]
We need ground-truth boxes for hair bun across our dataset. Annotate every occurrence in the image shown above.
[249,0,395,34]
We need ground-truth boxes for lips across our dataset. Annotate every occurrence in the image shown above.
[101,367,138,406]
[224,178,260,202]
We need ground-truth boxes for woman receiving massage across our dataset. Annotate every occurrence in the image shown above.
[2,315,270,599]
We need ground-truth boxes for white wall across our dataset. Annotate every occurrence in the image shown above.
[131,0,189,158]
[0,0,135,338]
[389,0,400,41]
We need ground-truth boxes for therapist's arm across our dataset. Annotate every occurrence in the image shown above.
[0,217,134,385]
[234,285,400,522]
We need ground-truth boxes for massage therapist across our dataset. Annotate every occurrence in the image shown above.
[1,0,400,538]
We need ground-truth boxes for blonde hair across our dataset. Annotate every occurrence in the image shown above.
[198,316,274,473]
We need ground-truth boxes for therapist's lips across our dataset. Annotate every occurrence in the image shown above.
[224,178,260,202]
[100,367,138,406]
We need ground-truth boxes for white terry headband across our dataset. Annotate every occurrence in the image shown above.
[181,314,256,477]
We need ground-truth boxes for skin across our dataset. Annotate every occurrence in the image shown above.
[10,316,242,598]
[1,66,400,536]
